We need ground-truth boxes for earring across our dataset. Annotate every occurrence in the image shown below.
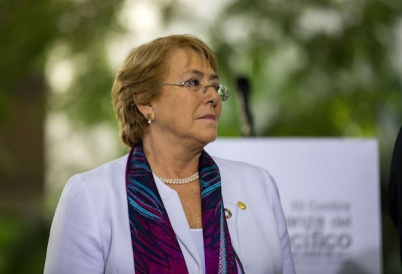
[147,113,152,125]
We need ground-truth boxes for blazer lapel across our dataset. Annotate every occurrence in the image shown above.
[223,200,242,259]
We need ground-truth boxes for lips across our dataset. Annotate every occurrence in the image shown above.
[199,114,216,120]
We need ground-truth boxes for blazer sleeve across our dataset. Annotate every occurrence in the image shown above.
[44,174,105,274]
[264,168,296,274]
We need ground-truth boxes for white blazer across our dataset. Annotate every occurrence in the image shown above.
[44,155,295,274]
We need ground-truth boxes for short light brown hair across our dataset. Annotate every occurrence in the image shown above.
[112,34,218,148]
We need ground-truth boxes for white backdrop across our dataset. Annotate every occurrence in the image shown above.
[205,138,382,274]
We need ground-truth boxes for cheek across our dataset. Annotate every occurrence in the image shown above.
[216,104,222,119]
[165,95,183,116]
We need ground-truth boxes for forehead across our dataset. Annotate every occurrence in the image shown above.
[168,49,213,73]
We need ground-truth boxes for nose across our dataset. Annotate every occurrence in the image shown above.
[203,85,220,104]
[202,84,211,94]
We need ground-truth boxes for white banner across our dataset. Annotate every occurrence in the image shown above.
[205,138,382,274]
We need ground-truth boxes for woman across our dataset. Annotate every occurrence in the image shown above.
[44,34,295,274]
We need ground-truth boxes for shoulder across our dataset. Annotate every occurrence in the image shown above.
[67,154,128,189]
[213,155,275,182]
[212,155,279,197]
[57,154,130,231]
[60,154,129,208]
[79,154,128,181]
[213,156,265,171]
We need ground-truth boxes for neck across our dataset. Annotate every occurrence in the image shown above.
[141,135,203,179]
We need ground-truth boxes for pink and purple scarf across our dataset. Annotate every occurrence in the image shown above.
[126,142,238,273]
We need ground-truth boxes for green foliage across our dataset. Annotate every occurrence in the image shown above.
[0,1,125,272]
[0,0,58,122]
[0,215,49,274]
[45,0,125,126]
[208,0,402,141]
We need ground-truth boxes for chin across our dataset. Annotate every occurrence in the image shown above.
[199,133,217,146]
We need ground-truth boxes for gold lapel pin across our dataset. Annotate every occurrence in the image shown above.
[237,201,246,210]
[225,208,232,219]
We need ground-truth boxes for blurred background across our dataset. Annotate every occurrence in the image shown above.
[0,0,401,272]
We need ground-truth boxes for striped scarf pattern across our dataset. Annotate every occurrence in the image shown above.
[126,143,237,273]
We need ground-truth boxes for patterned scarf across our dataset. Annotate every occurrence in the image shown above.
[126,142,238,273]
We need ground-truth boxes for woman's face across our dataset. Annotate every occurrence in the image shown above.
[151,49,222,149]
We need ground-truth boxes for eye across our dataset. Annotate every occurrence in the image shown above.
[211,84,220,92]
[184,79,201,88]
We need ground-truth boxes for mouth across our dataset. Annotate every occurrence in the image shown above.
[198,114,216,120]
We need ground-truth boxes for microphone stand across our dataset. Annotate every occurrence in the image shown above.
[235,76,255,137]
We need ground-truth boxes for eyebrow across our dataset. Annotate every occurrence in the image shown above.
[183,69,219,81]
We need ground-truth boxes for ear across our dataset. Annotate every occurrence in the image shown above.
[134,95,154,121]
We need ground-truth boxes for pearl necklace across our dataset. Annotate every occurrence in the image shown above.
[157,172,199,184]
